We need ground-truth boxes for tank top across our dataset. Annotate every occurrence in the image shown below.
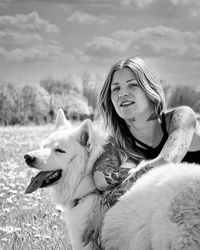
[131,113,200,164]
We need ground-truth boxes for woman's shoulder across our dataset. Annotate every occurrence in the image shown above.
[163,106,196,131]
[164,105,195,117]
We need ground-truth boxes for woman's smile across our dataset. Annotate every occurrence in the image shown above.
[120,100,135,107]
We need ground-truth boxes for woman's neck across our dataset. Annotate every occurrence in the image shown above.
[127,118,162,147]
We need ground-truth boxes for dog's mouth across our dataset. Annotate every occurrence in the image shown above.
[25,169,62,194]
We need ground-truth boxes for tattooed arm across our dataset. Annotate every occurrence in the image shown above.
[158,106,197,163]
[127,106,198,184]
[82,144,134,246]
[93,143,130,191]
[100,175,131,207]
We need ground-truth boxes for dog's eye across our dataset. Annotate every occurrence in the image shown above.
[55,148,66,153]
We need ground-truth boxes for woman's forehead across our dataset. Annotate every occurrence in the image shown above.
[111,68,137,84]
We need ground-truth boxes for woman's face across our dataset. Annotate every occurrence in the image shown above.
[110,67,152,122]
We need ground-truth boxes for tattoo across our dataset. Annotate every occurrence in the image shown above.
[162,133,189,162]
[100,163,154,208]
[101,181,128,208]
[94,144,129,188]
[94,143,132,208]
[146,112,161,122]
[126,117,136,123]
[103,166,130,188]
[160,108,196,163]
[170,109,196,132]
[128,164,154,182]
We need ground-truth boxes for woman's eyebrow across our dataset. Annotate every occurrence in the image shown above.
[111,82,119,86]
[127,79,137,83]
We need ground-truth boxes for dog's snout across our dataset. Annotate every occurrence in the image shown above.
[24,154,36,166]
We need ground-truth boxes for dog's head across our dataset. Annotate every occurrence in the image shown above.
[24,109,104,203]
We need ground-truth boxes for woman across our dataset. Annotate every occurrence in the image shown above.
[83,56,200,246]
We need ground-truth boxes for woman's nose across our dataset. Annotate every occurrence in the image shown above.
[119,89,130,98]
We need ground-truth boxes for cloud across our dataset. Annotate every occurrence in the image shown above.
[66,10,107,24]
[0,29,44,44]
[83,36,129,58]
[125,26,200,59]
[0,11,64,62]
[120,0,154,7]
[0,43,64,62]
[0,12,59,33]
[79,26,200,61]
[63,0,200,19]
[0,0,199,19]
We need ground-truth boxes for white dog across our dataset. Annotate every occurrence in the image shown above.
[25,109,200,250]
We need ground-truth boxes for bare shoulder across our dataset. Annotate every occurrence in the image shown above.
[164,106,196,132]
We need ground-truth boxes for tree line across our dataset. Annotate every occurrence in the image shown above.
[0,76,200,126]
[0,73,101,125]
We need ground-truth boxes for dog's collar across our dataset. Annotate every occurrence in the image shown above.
[72,189,101,208]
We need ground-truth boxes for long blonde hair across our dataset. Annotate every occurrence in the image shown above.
[99,57,166,163]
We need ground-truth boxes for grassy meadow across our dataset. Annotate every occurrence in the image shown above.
[0,125,72,250]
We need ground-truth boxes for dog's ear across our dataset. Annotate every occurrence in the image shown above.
[55,109,68,129]
[79,119,94,151]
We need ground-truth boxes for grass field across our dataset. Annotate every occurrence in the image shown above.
[0,125,72,250]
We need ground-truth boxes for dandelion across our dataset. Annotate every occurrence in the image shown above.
[21,205,31,210]
[43,235,51,240]
[53,225,58,230]
[34,234,41,239]
[2,186,9,191]
[3,208,10,213]
[23,197,32,202]
[1,238,8,242]
[8,190,17,194]
[52,212,58,217]
[6,196,13,204]
[0,226,21,234]
[55,204,63,212]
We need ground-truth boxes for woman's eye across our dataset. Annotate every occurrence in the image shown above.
[129,83,138,88]
[55,148,66,153]
[111,87,120,92]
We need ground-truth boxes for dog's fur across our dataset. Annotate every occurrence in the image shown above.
[25,109,200,250]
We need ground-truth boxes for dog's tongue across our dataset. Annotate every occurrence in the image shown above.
[25,171,52,194]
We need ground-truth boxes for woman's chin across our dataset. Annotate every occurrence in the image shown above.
[119,113,137,122]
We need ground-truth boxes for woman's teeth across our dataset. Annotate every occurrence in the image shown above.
[121,101,134,107]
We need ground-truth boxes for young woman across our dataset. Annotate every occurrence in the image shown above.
[82,56,200,247]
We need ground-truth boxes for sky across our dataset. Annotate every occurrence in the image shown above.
[0,0,200,89]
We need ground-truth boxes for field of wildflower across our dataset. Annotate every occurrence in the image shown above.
[0,125,72,250]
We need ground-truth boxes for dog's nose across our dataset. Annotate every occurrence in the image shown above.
[24,154,36,166]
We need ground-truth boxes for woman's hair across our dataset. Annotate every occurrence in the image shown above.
[99,56,166,163]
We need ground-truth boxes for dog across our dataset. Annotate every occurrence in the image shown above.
[24,109,200,250]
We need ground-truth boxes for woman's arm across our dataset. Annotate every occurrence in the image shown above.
[83,145,132,246]
[93,141,136,207]
[93,143,129,191]
[158,106,197,163]
[100,178,130,207]
[126,106,198,184]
